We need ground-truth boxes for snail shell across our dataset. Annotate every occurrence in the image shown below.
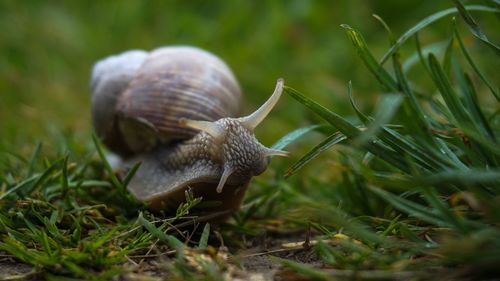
[91,46,287,215]
[91,47,242,156]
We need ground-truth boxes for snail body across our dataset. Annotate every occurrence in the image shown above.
[91,46,286,214]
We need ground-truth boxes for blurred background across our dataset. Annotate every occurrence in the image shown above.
[1,1,497,158]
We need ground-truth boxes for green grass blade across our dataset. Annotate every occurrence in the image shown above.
[419,186,469,234]
[286,86,410,172]
[380,127,463,171]
[348,83,433,171]
[453,18,499,101]
[347,81,370,124]
[61,155,69,199]
[417,169,500,189]
[460,126,500,157]
[271,124,327,150]
[373,11,417,101]
[39,231,53,257]
[404,39,446,73]
[285,132,347,178]
[372,14,395,44]
[348,55,461,171]
[25,160,61,196]
[428,53,473,126]
[450,55,499,166]
[92,134,123,191]
[376,19,446,154]
[368,185,447,226]
[138,213,184,251]
[442,37,455,75]
[0,237,48,265]
[27,142,42,177]
[453,64,496,142]
[452,0,500,56]
[341,24,398,92]
[0,176,38,200]
[284,86,361,138]
[353,94,403,147]
[41,215,66,243]
[122,161,142,189]
[276,258,330,281]
[380,5,500,64]
[197,223,210,249]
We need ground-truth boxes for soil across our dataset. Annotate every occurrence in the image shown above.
[0,258,37,280]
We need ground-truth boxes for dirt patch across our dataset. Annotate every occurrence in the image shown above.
[0,259,37,280]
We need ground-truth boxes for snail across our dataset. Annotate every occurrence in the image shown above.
[90,46,287,215]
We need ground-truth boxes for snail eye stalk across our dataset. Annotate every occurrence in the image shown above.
[179,119,225,142]
[239,78,284,130]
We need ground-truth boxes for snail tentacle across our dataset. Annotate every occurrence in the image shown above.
[179,118,225,142]
[239,78,284,130]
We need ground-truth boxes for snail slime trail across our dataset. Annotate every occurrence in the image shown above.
[90,46,288,218]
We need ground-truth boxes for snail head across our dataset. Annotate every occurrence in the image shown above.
[179,79,288,193]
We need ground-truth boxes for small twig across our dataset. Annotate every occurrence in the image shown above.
[165,210,233,232]
[185,221,200,246]
[0,254,15,258]
[241,246,305,258]
[125,255,138,266]
[115,217,179,239]
[214,230,225,249]
[128,250,177,259]
[0,269,40,281]
[164,220,189,239]
[139,239,160,265]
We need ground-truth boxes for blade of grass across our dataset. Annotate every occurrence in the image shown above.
[137,213,184,252]
[453,18,499,101]
[92,134,123,192]
[0,176,38,200]
[417,169,500,193]
[419,186,469,234]
[25,166,58,198]
[368,185,448,226]
[428,53,473,126]
[380,127,464,171]
[276,257,330,281]
[380,5,500,64]
[347,81,370,124]
[450,54,499,166]
[372,16,449,157]
[122,161,142,188]
[404,40,447,73]
[197,223,210,249]
[452,56,496,142]
[61,155,69,200]
[341,24,398,92]
[442,37,455,75]
[271,124,327,151]
[349,81,460,171]
[353,94,404,147]
[285,132,347,178]
[452,0,500,56]
[284,86,361,138]
[27,142,42,177]
[414,32,432,76]
[282,183,386,245]
[285,86,410,173]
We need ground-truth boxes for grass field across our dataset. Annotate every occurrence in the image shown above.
[1,1,499,280]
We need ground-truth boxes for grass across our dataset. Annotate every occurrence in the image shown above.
[1,1,499,280]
